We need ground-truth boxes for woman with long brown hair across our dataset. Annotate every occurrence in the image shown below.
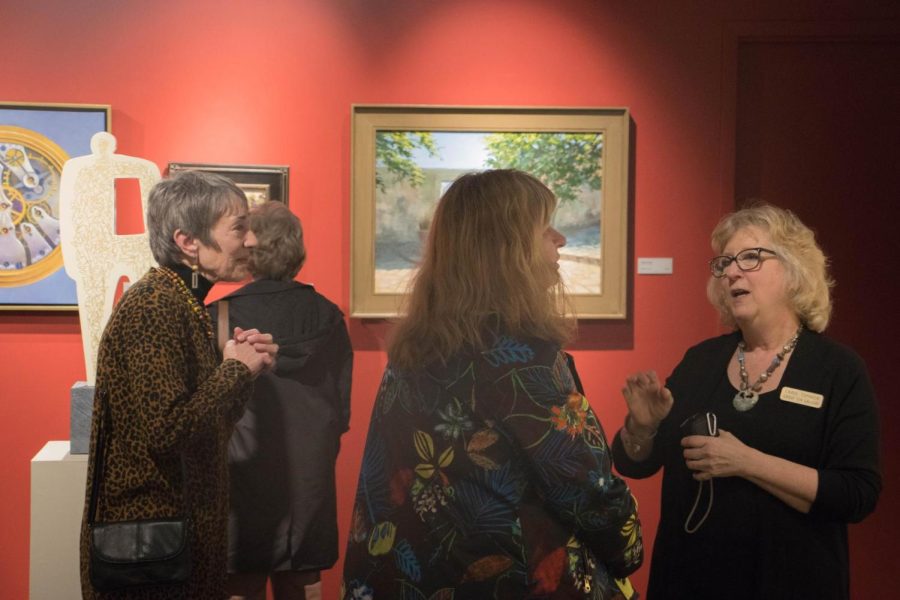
[342,170,643,599]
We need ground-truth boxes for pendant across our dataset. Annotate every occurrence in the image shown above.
[733,389,759,412]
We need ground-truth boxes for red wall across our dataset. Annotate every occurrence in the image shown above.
[2,1,897,597]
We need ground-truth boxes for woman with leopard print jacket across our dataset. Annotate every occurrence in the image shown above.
[79,171,277,599]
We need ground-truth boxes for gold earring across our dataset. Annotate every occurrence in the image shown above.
[191,263,199,289]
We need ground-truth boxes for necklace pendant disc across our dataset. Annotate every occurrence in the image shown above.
[733,390,759,412]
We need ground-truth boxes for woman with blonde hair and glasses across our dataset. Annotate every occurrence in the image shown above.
[612,203,881,599]
[342,169,643,599]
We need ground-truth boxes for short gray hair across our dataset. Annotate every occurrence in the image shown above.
[147,170,248,267]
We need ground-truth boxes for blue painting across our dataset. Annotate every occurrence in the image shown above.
[0,103,109,309]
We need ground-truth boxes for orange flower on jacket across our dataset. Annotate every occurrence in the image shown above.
[550,393,588,438]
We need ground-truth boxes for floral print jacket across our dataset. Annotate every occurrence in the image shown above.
[342,333,643,599]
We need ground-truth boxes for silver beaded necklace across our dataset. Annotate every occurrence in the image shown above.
[733,326,803,412]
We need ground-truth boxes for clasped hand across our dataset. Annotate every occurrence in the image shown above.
[682,429,753,480]
[223,327,278,377]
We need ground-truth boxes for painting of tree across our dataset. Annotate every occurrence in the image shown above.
[352,105,629,318]
[375,132,439,192]
[484,133,603,204]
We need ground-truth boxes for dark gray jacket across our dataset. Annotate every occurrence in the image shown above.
[210,279,353,573]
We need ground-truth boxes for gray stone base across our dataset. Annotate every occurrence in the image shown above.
[70,382,95,454]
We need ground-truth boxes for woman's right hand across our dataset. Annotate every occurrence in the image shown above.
[223,338,274,377]
[622,371,674,431]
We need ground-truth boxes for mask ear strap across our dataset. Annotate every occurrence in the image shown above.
[684,412,717,534]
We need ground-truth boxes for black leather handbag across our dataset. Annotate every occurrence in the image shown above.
[87,406,191,592]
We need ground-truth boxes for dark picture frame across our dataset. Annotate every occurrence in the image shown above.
[167,163,289,208]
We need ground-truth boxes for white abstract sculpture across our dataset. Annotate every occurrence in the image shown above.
[59,132,159,385]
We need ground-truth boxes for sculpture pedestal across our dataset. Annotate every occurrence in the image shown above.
[70,383,94,454]
[30,441,87,599]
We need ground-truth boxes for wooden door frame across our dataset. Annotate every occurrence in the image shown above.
[718,19,900,211]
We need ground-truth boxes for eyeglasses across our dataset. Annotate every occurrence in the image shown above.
[709,247,777,278]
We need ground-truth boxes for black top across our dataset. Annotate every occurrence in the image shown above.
[210,279,353,572]
[168,262,213,304]
[612,330,881,600]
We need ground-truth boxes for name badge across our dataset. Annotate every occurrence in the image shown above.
[780,386,824,409]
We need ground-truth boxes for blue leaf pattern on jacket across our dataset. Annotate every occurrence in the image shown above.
[482,335,536,367]
[357,429,390,521]
[394,539,422,583]
[452,463,523,536]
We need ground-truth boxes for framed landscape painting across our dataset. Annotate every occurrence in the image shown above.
[0,102,110,310]
[350,105,630,318]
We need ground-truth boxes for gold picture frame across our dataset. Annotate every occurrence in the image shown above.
[167,163,289,208]
[350,104,630,319]
[0,101,111,311]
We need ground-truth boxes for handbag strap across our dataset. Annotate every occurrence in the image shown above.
[217,300,230,352]
[86,397,188,525]
[86,400,108,526]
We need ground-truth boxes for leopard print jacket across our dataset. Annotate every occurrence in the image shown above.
[80,268,253,599]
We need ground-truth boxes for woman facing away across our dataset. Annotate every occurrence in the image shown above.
[209,201,353,600]
[612,203,881,599]
[79,171,277,599]
[342,169,643,599]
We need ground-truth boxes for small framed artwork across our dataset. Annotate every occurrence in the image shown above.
[0,101,111,311]
[167,163,289,208]
[350,104,630,319]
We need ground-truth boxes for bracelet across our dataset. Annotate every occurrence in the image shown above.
[623,414,658,453]
[625,414,658,440]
